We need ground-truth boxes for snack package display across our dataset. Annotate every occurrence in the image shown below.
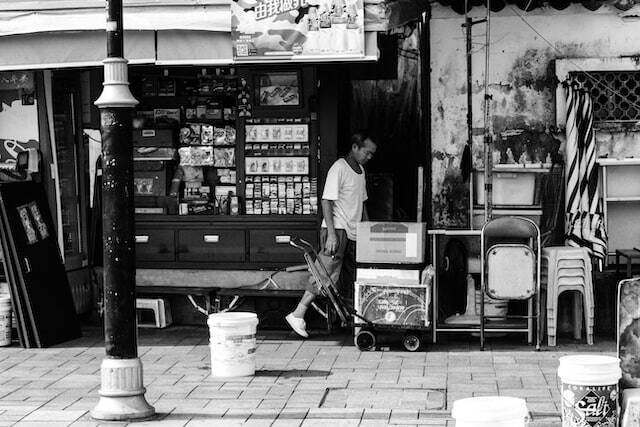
[213,127,227,145]
[201,125,214,145]
[179,125,201,145]
[225,126,237,144]
[178,146,214,166]
[213,148,235,167]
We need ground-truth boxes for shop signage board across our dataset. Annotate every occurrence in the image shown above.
[231,0,365,61]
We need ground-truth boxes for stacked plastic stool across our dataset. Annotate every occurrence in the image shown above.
[541,246,594,346]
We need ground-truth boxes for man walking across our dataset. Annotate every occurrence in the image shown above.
[286,132,377,338]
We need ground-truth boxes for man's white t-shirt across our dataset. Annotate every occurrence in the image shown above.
[321,158,367,240]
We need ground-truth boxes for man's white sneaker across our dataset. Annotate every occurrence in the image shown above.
[285,313,309,338]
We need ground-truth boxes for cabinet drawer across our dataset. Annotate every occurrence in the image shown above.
[135,230,175,262]
[177,229,245,262]
[250,229,318,263]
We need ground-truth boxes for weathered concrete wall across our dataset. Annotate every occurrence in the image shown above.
[430,4,640,227]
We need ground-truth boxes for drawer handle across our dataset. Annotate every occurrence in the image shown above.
[204,235,220,243]
[135,235,149,244]
[275,235,291,244]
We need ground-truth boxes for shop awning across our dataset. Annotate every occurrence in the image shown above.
[0,0,386,70]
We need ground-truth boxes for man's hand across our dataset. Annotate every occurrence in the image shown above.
[324,232,338,256]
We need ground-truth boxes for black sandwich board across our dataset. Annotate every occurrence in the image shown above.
[0,181,81,347]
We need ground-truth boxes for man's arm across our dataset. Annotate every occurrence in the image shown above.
[321,199,338,255]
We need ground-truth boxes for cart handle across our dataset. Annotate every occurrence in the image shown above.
[289,236,314,253]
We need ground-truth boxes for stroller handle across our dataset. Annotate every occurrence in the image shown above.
[289,236,314,253]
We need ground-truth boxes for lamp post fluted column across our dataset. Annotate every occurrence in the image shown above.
[90,0,155,420]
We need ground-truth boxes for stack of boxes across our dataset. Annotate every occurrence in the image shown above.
[354,222,431,330]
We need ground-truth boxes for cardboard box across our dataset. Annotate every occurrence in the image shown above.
[356,222,426,264]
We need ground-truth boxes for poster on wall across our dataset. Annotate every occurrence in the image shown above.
[231,0,365,61]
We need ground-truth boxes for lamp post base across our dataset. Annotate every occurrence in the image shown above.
[91,358,155,421]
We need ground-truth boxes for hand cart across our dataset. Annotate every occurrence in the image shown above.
[289,237,432,352]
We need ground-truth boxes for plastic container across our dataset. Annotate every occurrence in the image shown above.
[208,312,259,377]
[475,290,508,318]
[475,171,536,205]
[452,396,529,426]
[0,295,12,347]
[557,355,621,427]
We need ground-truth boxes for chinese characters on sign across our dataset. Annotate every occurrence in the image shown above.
[231,0,364,61]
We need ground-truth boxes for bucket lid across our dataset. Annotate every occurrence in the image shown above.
[207,312,258,327]
[451,396,528,422]
[558,354,621,385]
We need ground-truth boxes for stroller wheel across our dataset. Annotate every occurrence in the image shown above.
[402,333,421,352]
[354,330,376,351]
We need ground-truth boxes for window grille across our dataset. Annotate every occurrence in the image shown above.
[569,71,640,122]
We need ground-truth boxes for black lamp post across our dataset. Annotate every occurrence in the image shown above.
[90,0,155,420]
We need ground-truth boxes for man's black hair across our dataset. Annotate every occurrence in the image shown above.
[351,131,376,148]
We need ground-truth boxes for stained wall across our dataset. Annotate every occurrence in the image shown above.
[430,4,640,227]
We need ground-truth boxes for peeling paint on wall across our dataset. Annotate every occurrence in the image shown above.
[430,5,640,227]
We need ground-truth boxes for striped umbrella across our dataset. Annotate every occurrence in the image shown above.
[564,83,607,269]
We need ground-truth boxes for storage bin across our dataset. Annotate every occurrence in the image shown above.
[474,171,536,206]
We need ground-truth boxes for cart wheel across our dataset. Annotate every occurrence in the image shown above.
[402,333,421,352]
[354,330,376,351]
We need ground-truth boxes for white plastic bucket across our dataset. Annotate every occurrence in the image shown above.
[208,312,259,377]
[0,295,12,347]
[557,355,621,427]
[452,396,529,427]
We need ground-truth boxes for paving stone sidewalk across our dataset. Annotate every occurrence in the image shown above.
[0,326,616,426]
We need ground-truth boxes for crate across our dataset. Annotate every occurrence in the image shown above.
[354,281,431,329]
[474,171,536,206]
[136,298,173,328]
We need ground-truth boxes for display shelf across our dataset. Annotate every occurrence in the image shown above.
[598,158,640,261]
[130,66,320,268]
[604,196,640,202]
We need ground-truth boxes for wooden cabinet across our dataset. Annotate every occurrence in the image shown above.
[136,216,318,269]
[135,229,175,262]
[177,229,245,262]
[249,228,318,263]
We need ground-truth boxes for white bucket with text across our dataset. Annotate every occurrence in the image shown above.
[452,396,529,427]
[557,354,621,427]
[208,312,259,377]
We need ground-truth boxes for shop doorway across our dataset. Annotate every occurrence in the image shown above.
[49,71,92,316]
[340,31,425,222]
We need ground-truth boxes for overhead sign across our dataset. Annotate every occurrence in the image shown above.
[231,0,365,61]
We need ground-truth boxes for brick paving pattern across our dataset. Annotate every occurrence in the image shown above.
[0,326,616,426]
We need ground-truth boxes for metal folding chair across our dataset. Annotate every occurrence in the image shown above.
[480,216,541,350]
